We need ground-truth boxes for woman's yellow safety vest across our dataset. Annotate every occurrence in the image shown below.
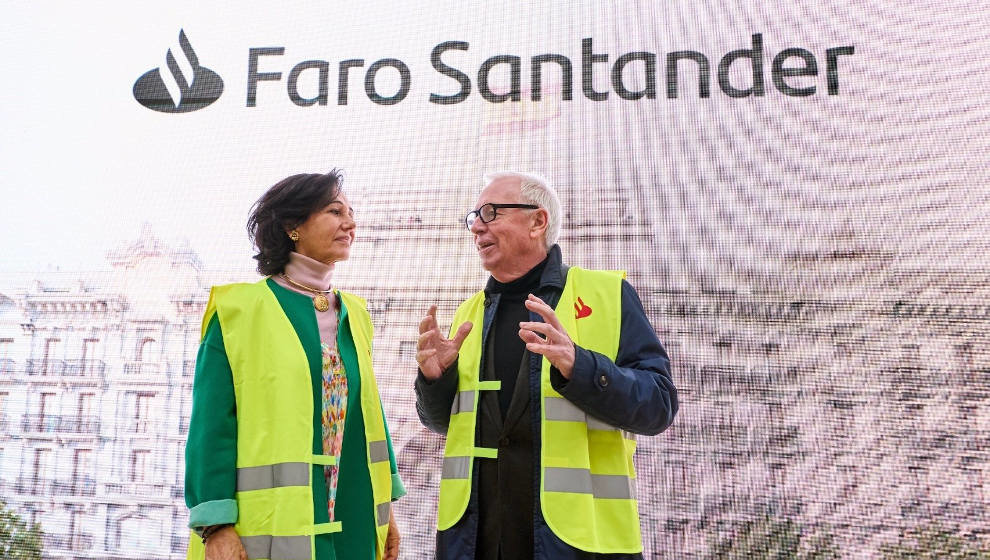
[186,280,393,560]
[437,267,642,554]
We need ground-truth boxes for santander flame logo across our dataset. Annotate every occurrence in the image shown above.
[132,30,223,113]
[574,297,592,319]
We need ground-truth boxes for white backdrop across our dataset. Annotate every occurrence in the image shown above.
[2,2,989,558]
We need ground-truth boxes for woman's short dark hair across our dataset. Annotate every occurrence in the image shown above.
[247,169,343,276]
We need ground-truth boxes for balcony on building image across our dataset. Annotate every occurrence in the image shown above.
[63,359,107,376]
[122,361,167,378]
[26,359,65,376]
[104,481,171,500]
[51,477,97,497]
[21,413,60,434]
[59,414,101,434]
[42,531,95,552]
[0,357,16,377]
[15,476,55,495]
[123,418,158,434]
[17,414,100,435]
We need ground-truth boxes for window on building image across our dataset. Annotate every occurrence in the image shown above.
[76,392,96,432]
[38,391,58,431]
[130,449,150,483]
[69,509,90,550]
[42,337,61,374]
[133,392,155,433]
[182,357,196,377]
[72,449,94,493]
[399,340,416,357]
[135,336,157,362]
[81,338,99,374]
[116,513,163,553]
[179,396,191,432]
[0,338,12,374]
[0,392,9,440]
[32,447,54,492]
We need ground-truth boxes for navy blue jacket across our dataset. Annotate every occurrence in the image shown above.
[415,245,678,559]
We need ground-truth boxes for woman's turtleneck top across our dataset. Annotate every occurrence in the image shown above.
[272,252,339,345]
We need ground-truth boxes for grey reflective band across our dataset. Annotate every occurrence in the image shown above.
[451,391,475,415]
[376,501,391,526]
[591,473,635,500]
[237,462,309,492]
[586,416,619,432]
[545,397,620,432]
[543,467,634,500]
[240,535,311,560]
[441,456,470,479]
[543,397,585,422]
[369,440,389,463]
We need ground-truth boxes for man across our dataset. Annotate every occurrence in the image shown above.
[415,171,678,559]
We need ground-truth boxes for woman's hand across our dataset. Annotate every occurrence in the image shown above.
[205,526,247,560]
[384,509,400,560]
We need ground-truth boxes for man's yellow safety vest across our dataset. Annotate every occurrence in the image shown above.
[186,280,393,560]
[437,267,642,554]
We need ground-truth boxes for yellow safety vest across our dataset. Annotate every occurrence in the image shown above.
[186,280,393,560]
[437,267,642,553]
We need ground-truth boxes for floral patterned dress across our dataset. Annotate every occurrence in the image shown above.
[321,340,348,521]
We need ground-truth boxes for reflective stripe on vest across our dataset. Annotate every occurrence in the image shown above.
[435,291,498,530]
[543,467,636,499]
[341,290,396,543]
[543,396,636,439]
[376,501,391,526]
[436,267,642,553]
[237,462,312,492]
[450,390,475,415]
[232,447,394,491]
[186,281,393,560]
[541,268,641,553]
[241,535,310,560]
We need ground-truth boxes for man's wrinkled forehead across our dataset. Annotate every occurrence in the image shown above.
[477,176,522,205]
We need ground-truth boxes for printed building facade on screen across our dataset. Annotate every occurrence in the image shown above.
[1,178,988,559]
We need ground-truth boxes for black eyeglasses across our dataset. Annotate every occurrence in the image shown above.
[464,203,539,229]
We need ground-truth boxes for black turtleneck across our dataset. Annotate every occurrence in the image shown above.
[487,254,549,416]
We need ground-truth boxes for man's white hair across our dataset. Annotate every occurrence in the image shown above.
[483,171,561,250]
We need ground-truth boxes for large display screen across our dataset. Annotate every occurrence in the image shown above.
[1,2,988,558]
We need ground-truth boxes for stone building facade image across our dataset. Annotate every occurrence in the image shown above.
[1,194,988,558]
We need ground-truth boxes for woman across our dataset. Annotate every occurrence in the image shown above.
[184,170,404,560]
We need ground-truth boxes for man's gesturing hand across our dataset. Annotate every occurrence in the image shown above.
[417,305,473,380]
[519,294,576,379]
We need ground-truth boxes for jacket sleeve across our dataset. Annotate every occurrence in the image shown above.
[551,280,678,436]
[184,314,239,529]
[381,407,407,501]
[414,361,459,434]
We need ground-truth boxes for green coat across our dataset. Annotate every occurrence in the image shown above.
[184,278,405,559]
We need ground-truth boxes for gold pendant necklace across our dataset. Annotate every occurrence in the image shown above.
[313,293,331,312]
[279,273,334,312]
